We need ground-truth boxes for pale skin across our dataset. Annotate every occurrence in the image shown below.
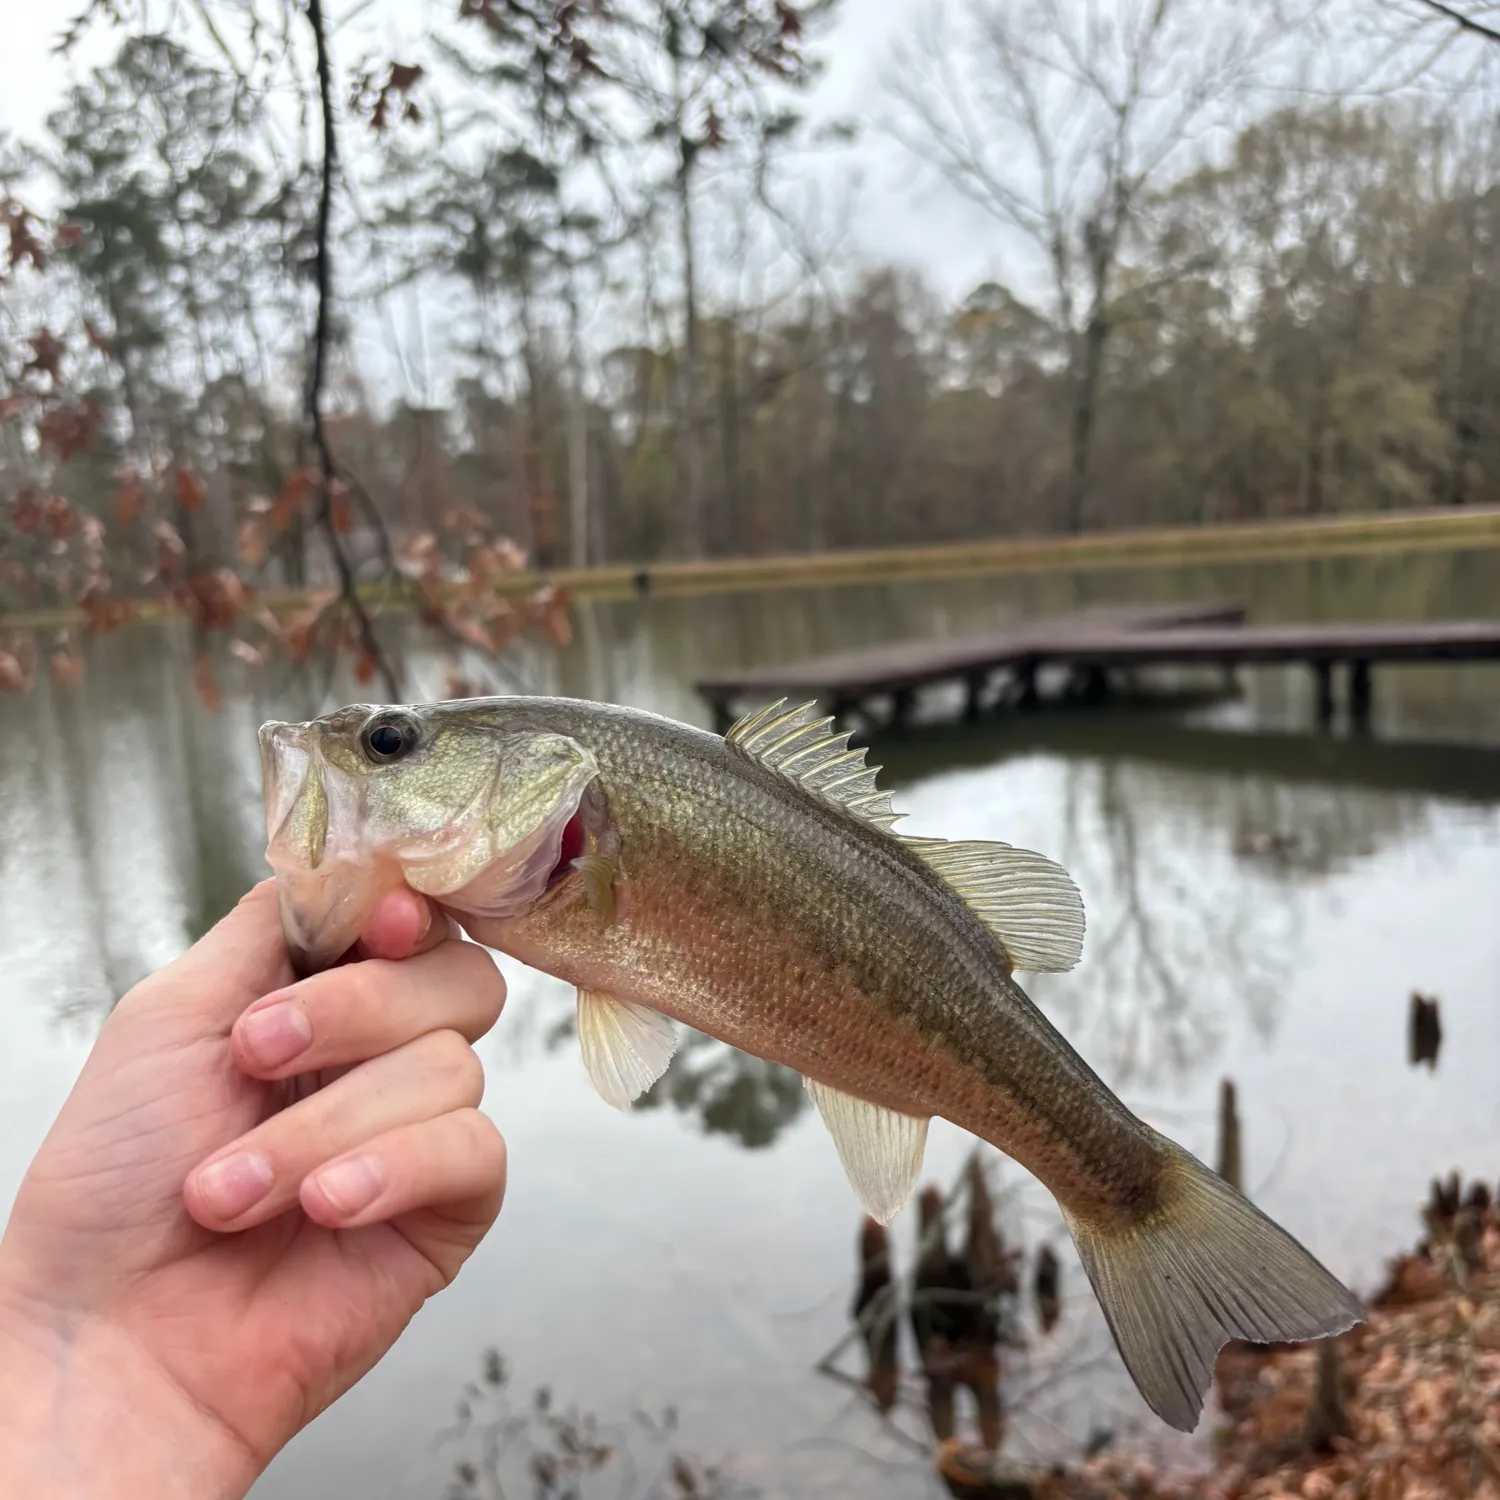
[0,879,510,1500]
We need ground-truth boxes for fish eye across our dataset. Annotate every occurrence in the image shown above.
[360,713,419,764]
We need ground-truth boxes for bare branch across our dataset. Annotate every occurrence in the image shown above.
[305,0,400,701]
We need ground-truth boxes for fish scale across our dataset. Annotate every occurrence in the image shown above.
[259,693,1364,1433]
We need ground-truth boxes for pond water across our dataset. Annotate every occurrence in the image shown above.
[3,550,1500,1498]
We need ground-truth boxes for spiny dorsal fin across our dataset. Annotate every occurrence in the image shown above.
[902,837,1086,973]
[725,699,900,830]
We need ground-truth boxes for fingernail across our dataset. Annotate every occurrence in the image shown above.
[196,1152,273,1221]
[238,1000,312,1068]
[314,1154,385,1218]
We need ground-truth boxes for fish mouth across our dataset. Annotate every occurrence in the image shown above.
[258,717,401,974]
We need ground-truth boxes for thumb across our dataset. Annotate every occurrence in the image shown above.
[144,879,295,1030]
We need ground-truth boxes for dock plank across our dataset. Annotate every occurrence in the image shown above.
[696,610,1500,725]
[697,601,1244,701]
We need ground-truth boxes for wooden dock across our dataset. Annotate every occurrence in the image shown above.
[696,607,1500,731]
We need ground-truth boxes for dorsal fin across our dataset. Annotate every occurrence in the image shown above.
[725,699,900,830]
[901,836,1086,973]
[724,700,1085,972]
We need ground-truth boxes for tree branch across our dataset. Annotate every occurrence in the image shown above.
[1412,0,1500,44]
[304,0,401,701]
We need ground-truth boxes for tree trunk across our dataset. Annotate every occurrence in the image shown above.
[1065,309,1108,533]
[566,288,591,568]
[673,55,705,560]
[718,318,741,554]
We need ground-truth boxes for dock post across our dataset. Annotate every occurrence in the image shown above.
[1015,661,1039,709]
[709,697,733,735]
[1313,661,1335,727]
[891,687,916,728]
[1349,660,1372,728]
[964,673,986,722]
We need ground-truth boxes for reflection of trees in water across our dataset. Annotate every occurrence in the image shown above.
[1044,757,1432,1090]
[631,1031,808,1149]
[0,629,322,1024]
[439,1346,756,1500]
[538,1011,807,1149]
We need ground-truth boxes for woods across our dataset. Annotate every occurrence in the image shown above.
[4,0,1500,674]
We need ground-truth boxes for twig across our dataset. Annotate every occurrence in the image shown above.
[1412,0,1500,45]
[304,0,401,702]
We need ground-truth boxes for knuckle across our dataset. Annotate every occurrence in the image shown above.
[424,1028,484,1101]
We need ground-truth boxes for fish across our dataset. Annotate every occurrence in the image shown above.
[257,694,1364,1430]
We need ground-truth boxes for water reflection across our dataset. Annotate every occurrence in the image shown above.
[438,1347,757,1500]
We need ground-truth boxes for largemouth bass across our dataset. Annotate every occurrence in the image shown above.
[258,695,1362,1430]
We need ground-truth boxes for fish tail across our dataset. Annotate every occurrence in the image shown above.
[1061,1138,1364,1432]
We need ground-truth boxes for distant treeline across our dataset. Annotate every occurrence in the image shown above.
[3,7,1500,614]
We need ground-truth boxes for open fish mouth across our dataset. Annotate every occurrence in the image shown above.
[257,707,601,974]
[258,717,404,973]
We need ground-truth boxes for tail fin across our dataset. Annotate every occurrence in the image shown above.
[1063,1141,1364,1432]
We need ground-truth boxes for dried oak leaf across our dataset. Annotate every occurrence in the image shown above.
[175,468,206,513]
[49,650,85,688]
[114,469,147,526]
[25,328,65,384]
[271,468,317,535]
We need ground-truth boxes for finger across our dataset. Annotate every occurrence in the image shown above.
[184,1028,484,1232]
[230,939,506,1080]
[119,880,292,1033]
[300,1107,506,1248]
[350,886,457,963]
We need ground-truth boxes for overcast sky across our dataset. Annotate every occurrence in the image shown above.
[0,0,1011,305]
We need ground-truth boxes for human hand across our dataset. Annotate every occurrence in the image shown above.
[0,879,508,1500]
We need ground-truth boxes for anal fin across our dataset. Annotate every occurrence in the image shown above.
[805,1079,929,1224]
[577,989,677,1109]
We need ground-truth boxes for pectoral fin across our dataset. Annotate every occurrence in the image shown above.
[572,854,617,925]
[805,1079,929,1224]
[577,989,677,1108]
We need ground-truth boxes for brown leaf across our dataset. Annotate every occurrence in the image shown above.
[236,515,267,568]
[77,574,133,634]
[193,650,222,713]
[25,328,65,383]
[114,468,147,526]
[532,583,573,647]
[49,649,85,688]
[354,646,379,685]
[0,651,26,691]
[9,488,41,534]
[37,399,101,460]
[175,468,206,513]
[275,590,338,662]
[271,468,317,535]
[3,199,46,274]
[43,495,74,542]
[0,394,26,422]
[53,221,84,250]
[329,480,353,534]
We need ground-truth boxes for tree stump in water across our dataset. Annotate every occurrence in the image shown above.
[1408,990,1442,1068]
[1217,1077,1243,1192]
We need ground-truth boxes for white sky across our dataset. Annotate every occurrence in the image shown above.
[0,0,1009,305]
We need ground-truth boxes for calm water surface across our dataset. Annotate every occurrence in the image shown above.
[3,552,1500,1498]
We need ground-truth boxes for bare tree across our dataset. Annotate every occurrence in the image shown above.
[886,0,1283,532]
